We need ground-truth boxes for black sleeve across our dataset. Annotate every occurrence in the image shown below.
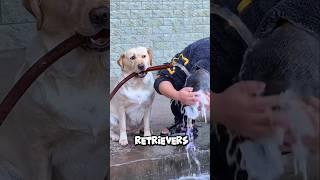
[154,52,190,95]
[154,63,175,95]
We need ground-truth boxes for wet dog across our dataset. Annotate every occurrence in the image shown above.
[238,23,320,180]
[239,23,320,97]
[110,47,155,146]
[184,67,210,123]
[0,0,109,179]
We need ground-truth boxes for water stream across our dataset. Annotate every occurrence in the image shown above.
[183,90,210,178]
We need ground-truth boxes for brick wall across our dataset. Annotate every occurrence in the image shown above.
[0,0,36,50]
[0,0,210,77]
[110,0,210,77]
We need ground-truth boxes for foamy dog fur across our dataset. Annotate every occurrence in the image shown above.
[240,91,316,180]
[238,23,320,179]
[184,68,210,123]
[0,0,109,179]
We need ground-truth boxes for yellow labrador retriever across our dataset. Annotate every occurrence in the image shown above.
[110,47,155,146]
[0,0,108,179]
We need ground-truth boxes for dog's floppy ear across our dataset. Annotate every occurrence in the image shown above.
[117,53,125,71]
[147,48,153,66]
[23,0,43,30]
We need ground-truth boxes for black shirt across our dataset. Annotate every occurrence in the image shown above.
[154,38,210,94]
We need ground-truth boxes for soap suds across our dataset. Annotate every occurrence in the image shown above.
[239,90,315,180]
[184,90,209,122]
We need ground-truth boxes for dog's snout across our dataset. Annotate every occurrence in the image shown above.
[89,7,109,28]
[138,64,145,71]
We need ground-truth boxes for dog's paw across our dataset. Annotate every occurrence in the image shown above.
[144,130,151,137]
[119,132,128,146]
[119,138,128,146]
[110,134,119,141]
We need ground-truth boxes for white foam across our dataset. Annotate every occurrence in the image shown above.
[184,90,209,122]
[239,90,315,180]
[185,106,199,120]
[178,90,209,177]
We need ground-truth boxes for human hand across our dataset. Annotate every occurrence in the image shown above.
[212,81,287,139]
[176,87,198,106]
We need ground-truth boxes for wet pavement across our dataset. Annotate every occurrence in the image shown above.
[110,121,210,180]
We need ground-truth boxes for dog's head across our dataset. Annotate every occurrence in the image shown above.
[23,0,109,51]
[185,59,210,93]
[185,69,210,93]
[117,47,153,78]
[239,23,320,98]
[183,69,210,120]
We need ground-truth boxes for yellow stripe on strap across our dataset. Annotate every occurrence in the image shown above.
[180,54,189,65]
[237,0,252,14]
[167,67,175,75]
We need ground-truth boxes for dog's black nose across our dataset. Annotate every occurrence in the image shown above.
[138,64,145,71]
[89,7,109,29]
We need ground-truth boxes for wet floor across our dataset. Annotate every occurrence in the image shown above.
[110,121,210,180]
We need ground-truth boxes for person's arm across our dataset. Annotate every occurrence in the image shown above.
[154,50,198,105]
[154,63,175,95]
[211,81,288,139]
[154,49,190,95]
[158,81,179,101]
[158,81,197,106]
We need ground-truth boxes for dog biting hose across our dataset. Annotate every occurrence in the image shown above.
[0,29,108,125]
[109,64,173,101]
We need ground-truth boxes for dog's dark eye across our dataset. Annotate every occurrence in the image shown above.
[142,55,146,58]
[130,56,136,60]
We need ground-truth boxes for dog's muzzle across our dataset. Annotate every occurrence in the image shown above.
[136,64,147,78]
[82,7,109,52]
[137,71,147,78]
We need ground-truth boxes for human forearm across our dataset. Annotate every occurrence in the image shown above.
[158,81,180,101]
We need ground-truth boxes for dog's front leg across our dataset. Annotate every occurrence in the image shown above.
[30,142,52,180]
[143,108,152,137]
[119,109,128,146]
